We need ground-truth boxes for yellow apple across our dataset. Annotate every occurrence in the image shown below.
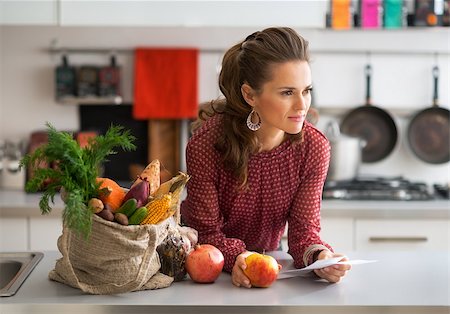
[243,252,281,288]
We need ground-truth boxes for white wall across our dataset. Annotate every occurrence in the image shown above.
[0,26,449,185]
[0,26,3,133]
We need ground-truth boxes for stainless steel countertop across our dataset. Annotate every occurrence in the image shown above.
[1,190,449,219]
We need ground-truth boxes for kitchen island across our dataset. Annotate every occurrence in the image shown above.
[1,251,448,314]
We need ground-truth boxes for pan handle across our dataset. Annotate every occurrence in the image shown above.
[365,64,372,106]
[432,65,439,107]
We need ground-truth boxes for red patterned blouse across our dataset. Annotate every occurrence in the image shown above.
[180,114,333,272]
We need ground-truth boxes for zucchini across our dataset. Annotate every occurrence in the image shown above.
[129,207,148,225]
[116,198,138,217]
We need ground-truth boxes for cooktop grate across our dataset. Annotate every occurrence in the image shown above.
[323,177,433,201]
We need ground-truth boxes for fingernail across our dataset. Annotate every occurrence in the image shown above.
[244,280,249,285]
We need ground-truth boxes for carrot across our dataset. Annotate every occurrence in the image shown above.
[97,177,126,212]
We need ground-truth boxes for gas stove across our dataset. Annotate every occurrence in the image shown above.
[323,177,434,201]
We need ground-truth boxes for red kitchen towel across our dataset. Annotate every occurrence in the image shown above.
[133,48,198,119]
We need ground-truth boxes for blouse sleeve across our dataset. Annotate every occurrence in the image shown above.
[287,133,333,269]
[181,139,247,272]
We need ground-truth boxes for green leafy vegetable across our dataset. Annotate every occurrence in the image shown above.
[20,123,136,239]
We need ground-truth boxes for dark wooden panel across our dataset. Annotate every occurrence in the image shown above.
[148,120,181,183]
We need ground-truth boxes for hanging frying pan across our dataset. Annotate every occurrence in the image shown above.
[407,66,450,164]
[340,64,398,163]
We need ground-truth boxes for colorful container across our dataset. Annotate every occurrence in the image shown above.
[384,0,405,28]
[361,0,383,28]
[331,0,353,29]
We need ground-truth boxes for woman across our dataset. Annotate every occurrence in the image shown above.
[180,27,351,288]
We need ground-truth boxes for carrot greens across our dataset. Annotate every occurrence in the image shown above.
[20,123,136,239]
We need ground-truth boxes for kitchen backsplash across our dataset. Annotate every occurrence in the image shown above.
[0,26,448,186]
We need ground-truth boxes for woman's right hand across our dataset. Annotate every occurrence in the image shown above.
[231,251,253,288]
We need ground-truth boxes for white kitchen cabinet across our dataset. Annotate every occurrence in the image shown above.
[0,0,58,25]
[355,219,450,251]
[320,217,354,253]
[29,217,62,251]
[58,1,327,27]
[280,217,353,253]
[0,217,28,251]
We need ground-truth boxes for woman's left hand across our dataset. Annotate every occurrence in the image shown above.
[313,250,351,283]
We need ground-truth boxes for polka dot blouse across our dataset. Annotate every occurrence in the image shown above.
[180,114,333,272]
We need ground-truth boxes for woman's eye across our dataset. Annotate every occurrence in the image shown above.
[303,88,313,96]
[282,90,293,96]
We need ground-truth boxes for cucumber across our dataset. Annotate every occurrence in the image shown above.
[129,207,148,225]
[116,198,138,217]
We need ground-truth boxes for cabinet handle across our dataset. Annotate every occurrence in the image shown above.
[369,236,428,243]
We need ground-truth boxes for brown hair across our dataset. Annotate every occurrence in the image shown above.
[192,27,310,187]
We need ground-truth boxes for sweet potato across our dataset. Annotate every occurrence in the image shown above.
[97,208,114,221]
[114,212,129,226]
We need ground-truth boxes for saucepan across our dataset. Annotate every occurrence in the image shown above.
[326,120,365,181]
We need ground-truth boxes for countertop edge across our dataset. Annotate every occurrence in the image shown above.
[1,190,449,219]
[1,304,449,314]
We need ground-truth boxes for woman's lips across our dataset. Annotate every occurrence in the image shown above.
[288,115,305,123]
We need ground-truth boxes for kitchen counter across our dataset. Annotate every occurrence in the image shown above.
[321,199,450,219]
[0,190,64,217]
[0,251,448,314]
[1,190,449,219]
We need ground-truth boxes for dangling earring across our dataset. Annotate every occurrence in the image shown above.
[246,109,261,131]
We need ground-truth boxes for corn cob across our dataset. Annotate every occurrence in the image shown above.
[140,193,173,225]
[167,172,190,224]
[152,177,175,198]
[153,172,190,198]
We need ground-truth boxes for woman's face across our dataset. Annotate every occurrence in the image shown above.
[244,60,312,138]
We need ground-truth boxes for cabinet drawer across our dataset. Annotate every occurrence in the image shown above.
[321,218,354,252]
[29,217,62,251]
[355,219,449,251]
[281,218,354,252]
[0,218,28,251]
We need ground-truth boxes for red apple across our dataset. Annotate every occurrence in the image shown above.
[243,252,281,288]
[185,244,224,283]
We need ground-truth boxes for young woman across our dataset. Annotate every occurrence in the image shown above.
[181,27,351,288]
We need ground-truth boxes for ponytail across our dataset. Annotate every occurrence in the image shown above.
[191,27,310,188]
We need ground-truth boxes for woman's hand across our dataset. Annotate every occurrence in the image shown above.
[313,250,351,283]
[231,251,254,288]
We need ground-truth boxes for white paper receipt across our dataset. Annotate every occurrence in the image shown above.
[277,255,377,279]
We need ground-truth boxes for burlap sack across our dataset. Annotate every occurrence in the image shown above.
[49,214,174,294]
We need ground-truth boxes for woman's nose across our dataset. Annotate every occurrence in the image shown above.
[294,95,308,111]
